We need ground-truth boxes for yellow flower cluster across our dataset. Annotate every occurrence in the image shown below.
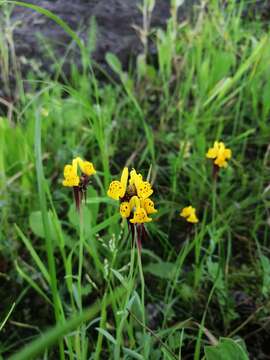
[62,157,96,187]
[107,167,157,224]
[206,141,232,168]
[62,140,232,226]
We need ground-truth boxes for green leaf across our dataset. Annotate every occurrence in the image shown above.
[205,338,249,360]
[29,210,57,242]
[105,53,122,75]
[123,347,144,360]
[262,80,270,118]
[144,262,176,279]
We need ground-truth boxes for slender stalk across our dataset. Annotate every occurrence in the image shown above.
[94,291,107,360]
[77,208,87,359]
[135,225,147,356]
[77,209,84,311]
[114,239,136,359]
[137,243,145,326]
[212,177,217,226]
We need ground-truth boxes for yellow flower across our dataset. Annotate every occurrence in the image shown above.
[130,207,152,224]
[206,141,232,168]
[62,157,95,188]
[120,202,131,218]
[107,167,128,200]
[180,206,199,223]
[107,167,157,224]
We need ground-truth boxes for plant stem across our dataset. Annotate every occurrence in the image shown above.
[135,226,146,356]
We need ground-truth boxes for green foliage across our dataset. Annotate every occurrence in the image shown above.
[205,338,249,360]
[144,261,176,279]
[0,0,269,358]
[29,210,57,242]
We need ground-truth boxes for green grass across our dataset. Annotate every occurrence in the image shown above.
[0,0,270,359]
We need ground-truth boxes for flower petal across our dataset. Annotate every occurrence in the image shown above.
[136,181,153,199]
[180,206,192,218]
[206,148,218,159]
[120,202,131,218]
[130,207,152,224]
[107,180,125,200]
[81,161,96,176]
[120,167,129,197]
[141,198,157,214]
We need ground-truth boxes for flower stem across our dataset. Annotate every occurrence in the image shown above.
[77,208,87,358]
[135,226,146,354]
[114,237,136,359]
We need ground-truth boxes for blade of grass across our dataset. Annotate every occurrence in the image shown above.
[14,260,53,306]
[15,224,50,285]
[204,35,268,107]
[0,302,15,332]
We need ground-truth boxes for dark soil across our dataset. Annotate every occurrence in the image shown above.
[1,0,270,98]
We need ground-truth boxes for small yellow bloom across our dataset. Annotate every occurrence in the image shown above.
[62,157,95,188]
[180,206,199,223]
[130,207,152,224]
[206,141,232,168]
[141,198,157,214]
[120,202,131,218]
[108,167,157,224]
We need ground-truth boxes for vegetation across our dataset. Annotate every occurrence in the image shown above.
[0,1,270,359]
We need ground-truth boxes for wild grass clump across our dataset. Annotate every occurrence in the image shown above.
[0,0,270,359]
